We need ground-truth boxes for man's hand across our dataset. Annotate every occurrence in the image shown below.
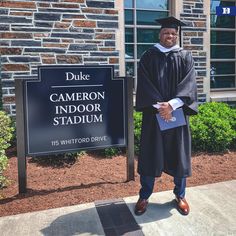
[158,102,173,122]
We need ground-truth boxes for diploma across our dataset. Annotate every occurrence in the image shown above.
[156,108,186,131]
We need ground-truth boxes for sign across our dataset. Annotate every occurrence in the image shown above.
[24,65,127,155]
[216,6,236,16]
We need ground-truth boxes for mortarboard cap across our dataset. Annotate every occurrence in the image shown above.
[155,16,187,30]
[155,16,187,46]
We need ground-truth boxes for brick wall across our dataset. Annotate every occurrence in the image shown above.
[0,0,119,115]
[181,0,207,103]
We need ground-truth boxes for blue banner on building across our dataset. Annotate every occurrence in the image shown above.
[216,6,236,16]
[24,65,127,155]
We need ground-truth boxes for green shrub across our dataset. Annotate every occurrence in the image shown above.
[103,147,121,157]
[30,151,84,167]
[134,111,142,155]
[231,106,236,149]
[87,147,122,158]
[0,152,8,188]
[0,111,14,188]
[134,102,236,154]
[190,102,236,152]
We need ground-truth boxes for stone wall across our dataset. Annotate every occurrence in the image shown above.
[180,0,207,102]
[0,0,119,115]
[0,0,209,115]
[181,0,208,103]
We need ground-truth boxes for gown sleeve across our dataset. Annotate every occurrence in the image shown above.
[135,50,164,111]
[176,51,198,115]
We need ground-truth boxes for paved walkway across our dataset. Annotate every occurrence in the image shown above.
[0,180,236,236]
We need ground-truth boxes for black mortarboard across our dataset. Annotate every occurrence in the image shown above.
[155,16,187,47]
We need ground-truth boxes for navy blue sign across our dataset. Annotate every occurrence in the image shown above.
[216,6,236,16]
[24,66,126,155]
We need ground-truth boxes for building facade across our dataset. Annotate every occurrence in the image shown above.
[0,0,235,115]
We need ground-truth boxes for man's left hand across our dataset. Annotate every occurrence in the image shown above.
[158,102,173,121]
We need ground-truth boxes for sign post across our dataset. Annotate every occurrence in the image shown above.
[15,79,27,193]
[15,66,134,193]
[126,76,135,181]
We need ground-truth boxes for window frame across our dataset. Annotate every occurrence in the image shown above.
[210,0,236,91]
[124,1,170,90]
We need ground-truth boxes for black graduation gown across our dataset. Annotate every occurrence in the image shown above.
[136,46,198,178]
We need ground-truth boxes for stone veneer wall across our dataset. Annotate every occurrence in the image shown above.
[181,0,208,103]
[0,0,119,115]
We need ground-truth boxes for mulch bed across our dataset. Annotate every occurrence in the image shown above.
[0,149,236,217]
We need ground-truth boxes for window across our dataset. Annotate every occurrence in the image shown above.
[210,0,236,89]
[124,0,169,87]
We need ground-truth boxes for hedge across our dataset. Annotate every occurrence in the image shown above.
[134,102,236,154]
[0,111,14,188]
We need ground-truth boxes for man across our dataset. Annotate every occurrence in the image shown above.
[135,16,198,216]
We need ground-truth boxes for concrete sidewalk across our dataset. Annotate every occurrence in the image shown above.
[0,180,235,236]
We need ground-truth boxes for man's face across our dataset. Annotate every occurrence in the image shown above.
[159,28,178,48]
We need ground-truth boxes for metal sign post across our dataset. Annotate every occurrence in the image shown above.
[15,79,27,193]
[126,76,135,181]
[120,76,135,181]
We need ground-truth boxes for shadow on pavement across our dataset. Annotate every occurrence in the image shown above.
[40,207,104,236]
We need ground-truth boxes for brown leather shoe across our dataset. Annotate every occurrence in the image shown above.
[134,198,148,216]
[175,196,190,215]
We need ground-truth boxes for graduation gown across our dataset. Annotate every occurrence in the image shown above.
[136,46,198,178]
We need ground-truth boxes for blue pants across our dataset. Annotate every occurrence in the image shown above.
[139,175,186,200]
